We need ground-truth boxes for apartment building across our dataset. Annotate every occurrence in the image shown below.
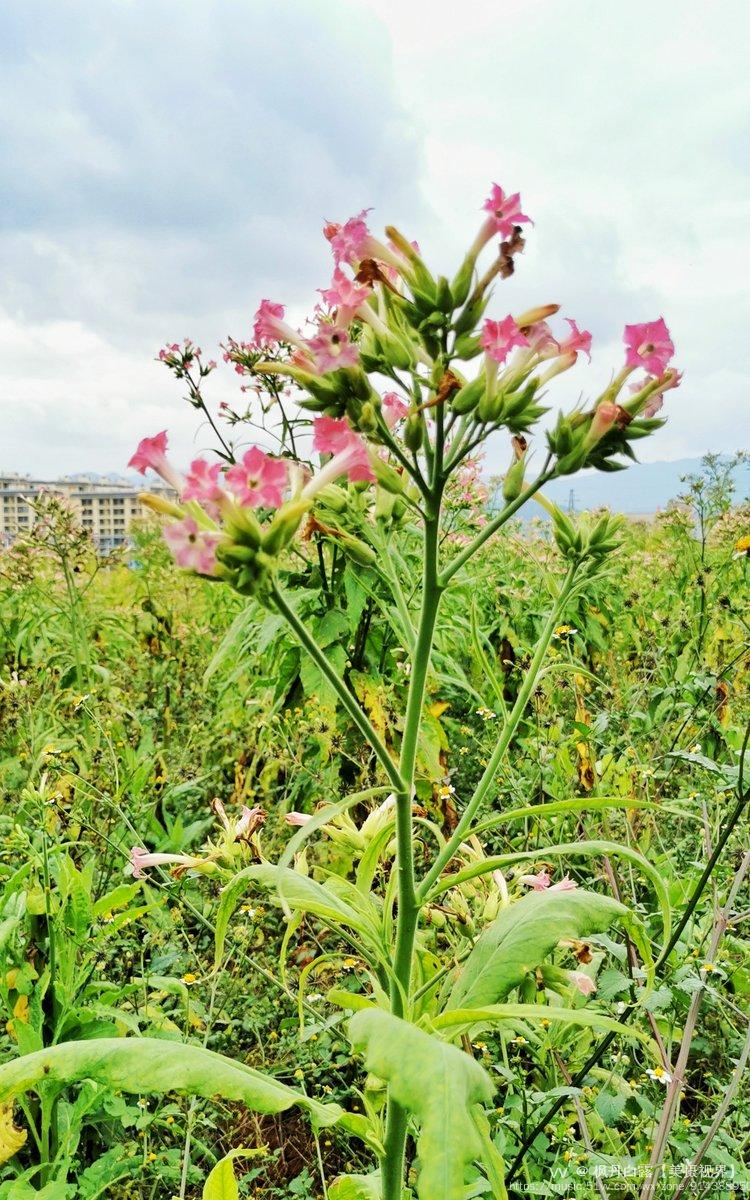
[0,475,173,551]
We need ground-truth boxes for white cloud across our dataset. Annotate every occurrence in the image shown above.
[0,0,748,474]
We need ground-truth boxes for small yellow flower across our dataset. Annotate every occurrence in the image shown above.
[343,957,358,969]
[540,1018,551,1030]
[182,973,197,985]
[732,533,750,557]
[553,624,578,639]
[268,1030,278,1040]
[511,1036,527,1046]
[294,1069,304,1080]
[476,707,497,720]
[147,1152,157,1162]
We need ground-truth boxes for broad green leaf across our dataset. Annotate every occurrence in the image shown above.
[447,889,627,1011]
[349,1009,494,1200]
[203,1148,265,1199]
[92,884,141,918]
[0,1039,340,1130]
[214,864,382,968]
[432,840,671,953]
[434,1003,656,1055]
[472,796,699,838]
[329,1172,382,1200]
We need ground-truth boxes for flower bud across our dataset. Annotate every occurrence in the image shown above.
[582,401,619,450]
[435,275,453,314]
[138,492,186,520]
[261,499,311,554]
[384,225,436,296]
[515,303,560,328]
[450,254,476,308]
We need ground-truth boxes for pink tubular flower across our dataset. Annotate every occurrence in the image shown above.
[234,805,266,839]
[623,318,674,376]
[328,209,373,266]
[550,875,578,892]
[482,183,532,239]
[306,324,360,372]
[129,847,202,879]
[225,447,287,508]
[520,869,552,891]
[525,321,559,357]
[128,431,184,493]
[307,416,375,487]
[252,300,306,350]
[326,209,404,272]
[319,268,372,316]
[559,318,592,361]
[481,316,530,364]
[382,391,410,428]
[569,970,597,997]
[645,368,683,418]
[285,811,313,827]
[182,458,225,517]
[163,517,222,575]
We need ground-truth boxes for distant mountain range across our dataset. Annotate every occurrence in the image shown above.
[532,457,749,515]
[8,458,746,519]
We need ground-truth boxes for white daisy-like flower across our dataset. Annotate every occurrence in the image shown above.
[646,1067,673,1085]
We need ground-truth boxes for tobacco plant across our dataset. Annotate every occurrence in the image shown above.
[0,185,689,1198]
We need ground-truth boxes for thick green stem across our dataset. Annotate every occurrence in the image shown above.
[270,586,405,795]
[419,564,577,899]
[382,506,444,1199]
[440,472,555,587]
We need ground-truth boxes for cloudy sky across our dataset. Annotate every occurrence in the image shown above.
[1,0,748,478]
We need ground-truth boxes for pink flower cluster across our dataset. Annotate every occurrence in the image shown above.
[128,416,375,575]
[480,313,592,370]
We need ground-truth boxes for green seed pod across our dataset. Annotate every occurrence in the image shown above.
[403,410,425,453]
[314,484,349,513]
[391,497,407,523]
[451,375,485,414]
[357,400,379,436]
[453,332,483,361]
[555,445,589,475]
[339,533,378,566]
[371,456,405,495]
[502,457,527,502]
[374,486,397,521]
[223,505,263,550]
[216,542,258,567]
[477,388,504,424]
